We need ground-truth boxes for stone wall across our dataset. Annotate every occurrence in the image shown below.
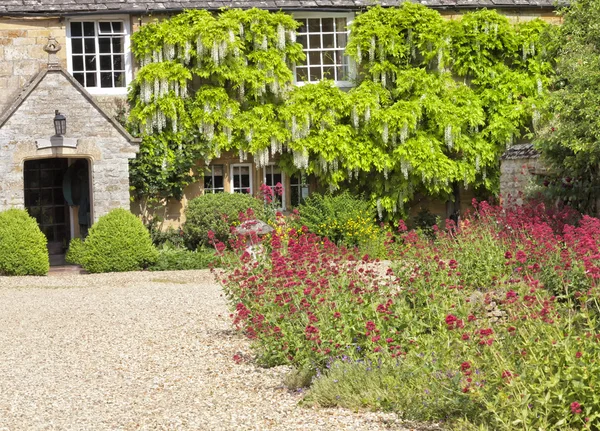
[0,17,66,114]
[499,144,544,206]
[0,69,138,222]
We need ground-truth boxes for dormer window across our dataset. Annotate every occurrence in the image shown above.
[66,16,132,94]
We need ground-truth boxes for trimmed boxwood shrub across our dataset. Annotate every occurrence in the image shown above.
[183,193,265,250]
[0,209,49,275]
[65,238,84,265]
[80,208,158,273]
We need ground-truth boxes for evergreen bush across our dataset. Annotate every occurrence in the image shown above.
[183,193,265,249]
[65,238,84,265]
[0,209,49,276]
[80,208,158,273]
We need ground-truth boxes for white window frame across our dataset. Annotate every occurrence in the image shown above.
[203,164,225,194]
[263,164,286,211]
[230,163,253,195]
[292,12,355,88]
[65,15,133,95]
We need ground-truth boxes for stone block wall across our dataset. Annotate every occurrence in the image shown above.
[0,18,67,114]
[0,70,137,222]
[499,155,544,206]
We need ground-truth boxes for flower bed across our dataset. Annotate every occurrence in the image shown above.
[217,201,600,430]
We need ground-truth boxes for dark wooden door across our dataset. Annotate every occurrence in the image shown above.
[24,159,70,255]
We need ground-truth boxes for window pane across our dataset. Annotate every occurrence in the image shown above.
[99,22,112,34]
[71,38,83,54]
[114,72,125,87]
[296,67,308,82]
[310,67,322,81]
[213,175,224,189]
[297,34,307,49]
[72,56,84,71]
[112,21,123,34]
[83,22,95,37]
[337,65,349,81]
[112,37,123,53]
[322,18,334,32]
[335,18,347,32]
[309,34,321,49]
[336,32,348,48]
[100,55,111,70]
[297,19,307,33]
[323,66,335,79]
[84,38,96,54]
[85,55,96,71]
[323,50,335,65]
[323,33,334,49]
[73,73,85,86]
[71,22,82,37]
[113,55,124,70]
[309,51,321,66]
[98,37,111,53]
[308,19,320,32]
[213,165,223,176]
[100,72,113,88]
[86,72,96,87]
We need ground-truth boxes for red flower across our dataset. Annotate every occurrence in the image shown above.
[504,251,512,259]
[576,351,583,358]
[333,312,341,319]
[365,321,376,331]
[571,402,582,414]
[460,361,471,372]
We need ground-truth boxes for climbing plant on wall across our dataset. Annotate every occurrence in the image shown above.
[128,4,554,218]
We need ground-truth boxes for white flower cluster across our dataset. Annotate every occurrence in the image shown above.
[444,125,453,149]
[292,149,310,169]
[255,147,270,168]
[400,159,411,180]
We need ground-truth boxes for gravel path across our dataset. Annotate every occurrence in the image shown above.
[0,270,418,431]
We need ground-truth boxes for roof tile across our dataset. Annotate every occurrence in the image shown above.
[0,0,557,14]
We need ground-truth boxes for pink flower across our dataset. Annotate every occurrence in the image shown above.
[571,401,582,414]
[576,351,582,359]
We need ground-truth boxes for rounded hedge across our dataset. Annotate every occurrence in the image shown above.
[79,208,158,273]
[65,238,84,265]
[183,193,265,249]
[0,209,49,276]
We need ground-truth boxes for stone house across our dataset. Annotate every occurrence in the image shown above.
[0,0,558,259]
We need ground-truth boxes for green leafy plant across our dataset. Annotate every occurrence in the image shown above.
[0,209,49,276]
[149,245,218,271]
[296,191,378,247]
[183,192,266,249]
[128,5,554,221]
[79,208,158,273]
[534,0,600,215]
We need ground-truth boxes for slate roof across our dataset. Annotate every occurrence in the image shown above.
[501,143,540,160]
[0,0,557,15]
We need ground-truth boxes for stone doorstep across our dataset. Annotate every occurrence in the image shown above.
[47,264,88,276]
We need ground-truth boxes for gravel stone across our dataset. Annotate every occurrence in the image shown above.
[0,270,419,430]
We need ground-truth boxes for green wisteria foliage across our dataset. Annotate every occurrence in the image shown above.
[128,4,554,218]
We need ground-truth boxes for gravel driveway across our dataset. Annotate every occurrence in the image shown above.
[0,270,418,431]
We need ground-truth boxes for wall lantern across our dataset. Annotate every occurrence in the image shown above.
[53,110,66,136]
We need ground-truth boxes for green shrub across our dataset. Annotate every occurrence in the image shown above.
[149,246,218,271]
[65,238,84,265]
[297,191,378,247]
[0,209,49,276]
[183,193,265,249]
[80,208,158,273]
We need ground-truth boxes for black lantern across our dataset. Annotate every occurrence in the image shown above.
[53,110,66,136]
